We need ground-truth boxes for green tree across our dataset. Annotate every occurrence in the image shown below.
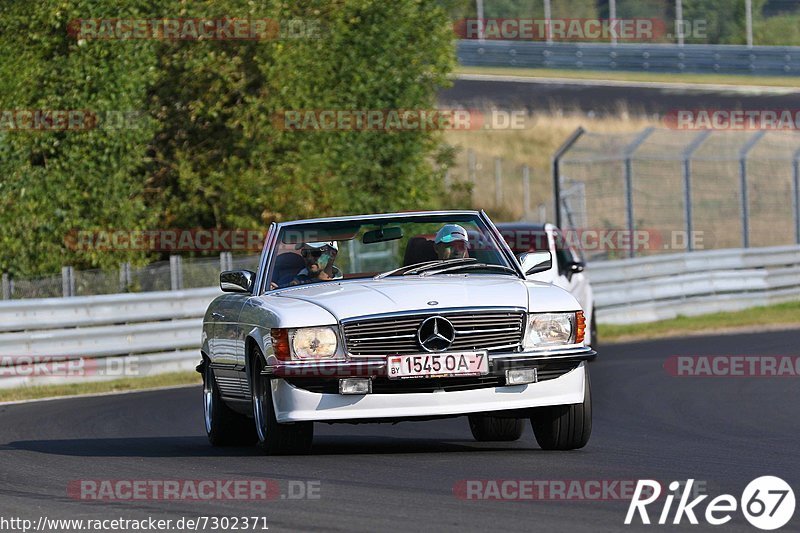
[0,0,456,277]
[0,0,159,276]
[683,0,767,44]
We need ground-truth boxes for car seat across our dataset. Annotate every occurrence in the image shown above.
[403,236,438,266]
[272,252,306,288]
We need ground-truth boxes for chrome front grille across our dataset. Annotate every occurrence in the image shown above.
[342,310,525,356]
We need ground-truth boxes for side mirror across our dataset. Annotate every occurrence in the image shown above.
[518,251,552,275]
[220,270,255,293]
[569,261,585,274]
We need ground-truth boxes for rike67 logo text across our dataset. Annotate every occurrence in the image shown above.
[626,477,795,530]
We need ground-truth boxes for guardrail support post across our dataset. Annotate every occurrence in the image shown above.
[62,266,75,297]
[681,130,712,252]
[494,157,503,207]
[739,131,766,249]
[220,252,232,273]
[119,262,132,291]
[793,149,800,245]
[467,148,478,202]
[522,165,531,220]
[170,255,183,291]
[622,128,655,258]
[552,127,586,228]
[2,273,10,300]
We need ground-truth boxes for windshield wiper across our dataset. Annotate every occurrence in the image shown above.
[419,263,518,277]
[373,260,442,280]
[373,258,476,280]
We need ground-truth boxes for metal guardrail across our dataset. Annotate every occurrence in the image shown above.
[0,288,220,389]
[457,40,800,76]
[1,245,798,389]
[589,245,800,324]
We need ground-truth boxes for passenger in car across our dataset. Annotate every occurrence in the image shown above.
[290,241,343,285]
[433,224,469,260]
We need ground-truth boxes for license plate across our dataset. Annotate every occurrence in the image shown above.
[387,352,489,379]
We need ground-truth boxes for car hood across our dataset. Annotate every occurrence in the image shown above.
[270,275,577,321]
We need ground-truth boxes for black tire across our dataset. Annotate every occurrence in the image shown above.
[251,350,313,455]
[468,415,525,442]
[530,367,592,450]
[203,362,257,446]
[589,307,598,348]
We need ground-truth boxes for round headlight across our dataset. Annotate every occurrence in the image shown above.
[291,327,339,360]
[525,313,574,349]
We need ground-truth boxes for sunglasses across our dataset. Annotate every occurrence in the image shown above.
[301,248,331,258]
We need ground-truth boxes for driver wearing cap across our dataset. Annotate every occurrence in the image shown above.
[434,224,469,260]
[290,241,343,286]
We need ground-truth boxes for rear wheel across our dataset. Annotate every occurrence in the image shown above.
[530,368,592,450]
[468,415,524,441]
[203,362,257,446]
[251,350,313,455]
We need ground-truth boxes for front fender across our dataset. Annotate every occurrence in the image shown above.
[525,281,583,313]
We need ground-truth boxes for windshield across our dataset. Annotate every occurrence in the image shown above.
[266,214,517,290]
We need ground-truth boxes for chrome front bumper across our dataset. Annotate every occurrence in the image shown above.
[263,346,596,378]
[270,362,588,422]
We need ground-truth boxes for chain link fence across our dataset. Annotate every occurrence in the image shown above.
[1,254,261,300]
[555,127,800,260]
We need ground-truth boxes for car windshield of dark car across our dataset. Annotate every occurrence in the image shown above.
[267,215,516,289]
[500,228,550,255]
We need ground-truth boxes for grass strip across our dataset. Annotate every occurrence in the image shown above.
[0,370,200,403]
[601,300,800,343]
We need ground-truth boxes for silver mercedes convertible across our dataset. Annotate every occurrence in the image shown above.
[198,210,596,454]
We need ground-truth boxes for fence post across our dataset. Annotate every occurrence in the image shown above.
[467,149,477,204]
[2,273,10,300]
[62,266,75,297]
[681,130,712,252]
[622,128,655,258]
[552,127,586,228]
[522,165,531,220]
[170,255,183,291]
[119,262,132,291]
[494,157,503,207]
[793,148,800,245]
[739,131,766,249]
[220,252,232,273]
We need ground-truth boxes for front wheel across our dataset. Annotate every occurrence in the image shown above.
[468,415,524,441]
[530,368,592,450]
[203,362,257,446]
[251,351,313,455]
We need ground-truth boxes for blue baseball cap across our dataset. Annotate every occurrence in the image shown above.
[434,224,468,244]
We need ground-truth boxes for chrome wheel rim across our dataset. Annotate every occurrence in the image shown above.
[203,366,213,434]
[252,359,268,442]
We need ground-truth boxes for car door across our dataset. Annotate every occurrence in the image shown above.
[210,294,248,369]
[550,228,592,313]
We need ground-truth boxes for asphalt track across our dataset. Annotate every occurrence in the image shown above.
[1,328,799,532]
[440,77,800,116]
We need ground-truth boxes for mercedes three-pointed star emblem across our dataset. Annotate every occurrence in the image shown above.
[417,316,456,352]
